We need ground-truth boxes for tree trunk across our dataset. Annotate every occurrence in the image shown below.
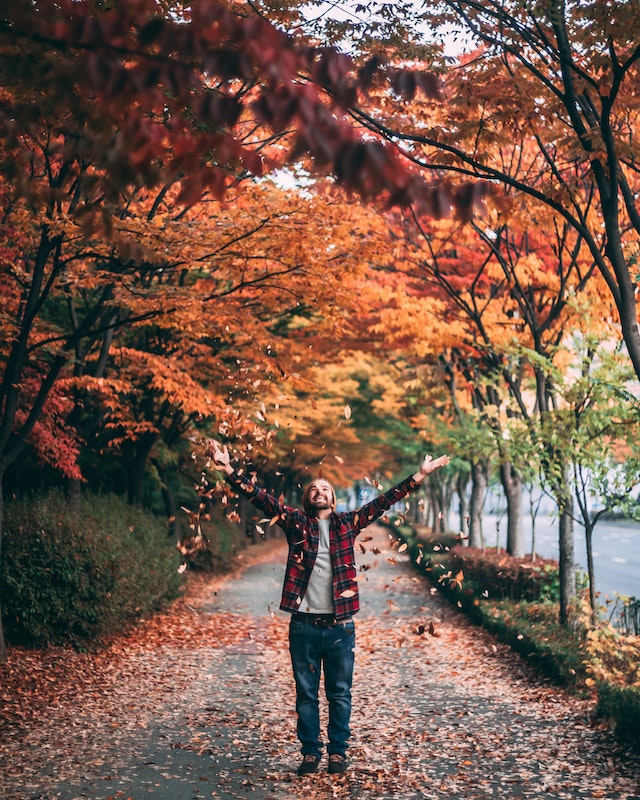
[158,466,178,538]
[127,455,147,507]
[585,521,597,624]
[456,472,470,543]
[558,493,576,625]
[584,525,598,625]
[468,460,487,549]
[124,436,156,507]
[0,471,7,662]
[500,461,524,557]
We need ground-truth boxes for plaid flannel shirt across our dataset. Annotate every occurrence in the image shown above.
[225,470,422,620]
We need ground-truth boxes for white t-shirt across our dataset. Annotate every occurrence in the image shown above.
[301,518,334,614]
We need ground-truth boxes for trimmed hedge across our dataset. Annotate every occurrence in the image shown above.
[1,490,182,648]
[476,600,588,686]
[414,538,561,605]
[595,683,640,750]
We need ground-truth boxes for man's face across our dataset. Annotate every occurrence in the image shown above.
[306,479,334,510]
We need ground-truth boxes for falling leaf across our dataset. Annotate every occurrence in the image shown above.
[340,589,356,598]
[344,404,352,419]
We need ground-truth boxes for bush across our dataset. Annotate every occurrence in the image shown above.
[425,543,560,604]
[595,683,640,749]
[1,490,182,648]
[477,600,589,686]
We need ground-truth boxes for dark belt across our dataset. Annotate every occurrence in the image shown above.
[292,613,348,628]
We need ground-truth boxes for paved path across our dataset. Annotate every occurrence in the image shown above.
[2,525,639,799]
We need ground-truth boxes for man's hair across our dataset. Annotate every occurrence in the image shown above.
[302,479,336,515]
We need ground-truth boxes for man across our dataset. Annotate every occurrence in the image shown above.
[209,440,449,776]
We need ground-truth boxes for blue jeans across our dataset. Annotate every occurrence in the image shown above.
[288,616,356,758]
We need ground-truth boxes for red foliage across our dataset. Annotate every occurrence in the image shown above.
[14,377,84,481]
[2,0,448,212]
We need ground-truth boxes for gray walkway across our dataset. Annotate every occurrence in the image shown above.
[2,525,639,799]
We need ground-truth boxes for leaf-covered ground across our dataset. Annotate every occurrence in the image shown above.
[1,525,639,800]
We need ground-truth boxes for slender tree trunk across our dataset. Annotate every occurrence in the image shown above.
[127,455,147,506]
[468,460,487,549]
[558,489,576,625]
[159,467,178,538]
[529,489,538,563]
[585,521,597,623]
[500,462,524,556]
[456,472,470,543]
[0,471,7,662]
[124,436,156,507]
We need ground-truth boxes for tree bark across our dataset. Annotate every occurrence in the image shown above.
[456,472,470,542]
[558,487,576,625]
[158,465,178,538]
[500,462,524,557]
[585,521,597,624]
[124,436,156,507]
[0,472,6,662]
[468,459,487,549]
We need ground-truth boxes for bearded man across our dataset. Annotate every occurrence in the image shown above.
[209,440,449,776]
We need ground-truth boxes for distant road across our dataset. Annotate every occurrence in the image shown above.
[481,513,640,599]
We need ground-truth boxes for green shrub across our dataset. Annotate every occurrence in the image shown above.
[477,600,589,686]
[378,514,420,547]
[177,503,274,573]
[595,683,640,749]
[1,490,181,648]
[434,545,560,603]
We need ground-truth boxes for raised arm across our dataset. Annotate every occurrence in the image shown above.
[347,453,451,532]
[207,439,302,537]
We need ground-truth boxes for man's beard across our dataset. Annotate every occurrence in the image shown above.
[310,498,332,509]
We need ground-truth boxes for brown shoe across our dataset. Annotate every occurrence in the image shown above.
[297,754,320,775]
[328,753,347,774]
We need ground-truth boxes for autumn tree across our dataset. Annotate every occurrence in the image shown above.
[546,334,640,619]
[0,0,455,662]
[355,184,622,621]
[344,0,640,381]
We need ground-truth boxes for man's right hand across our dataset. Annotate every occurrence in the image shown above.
[208,439,234,475]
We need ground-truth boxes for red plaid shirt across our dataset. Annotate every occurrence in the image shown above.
[225,470,422,620]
